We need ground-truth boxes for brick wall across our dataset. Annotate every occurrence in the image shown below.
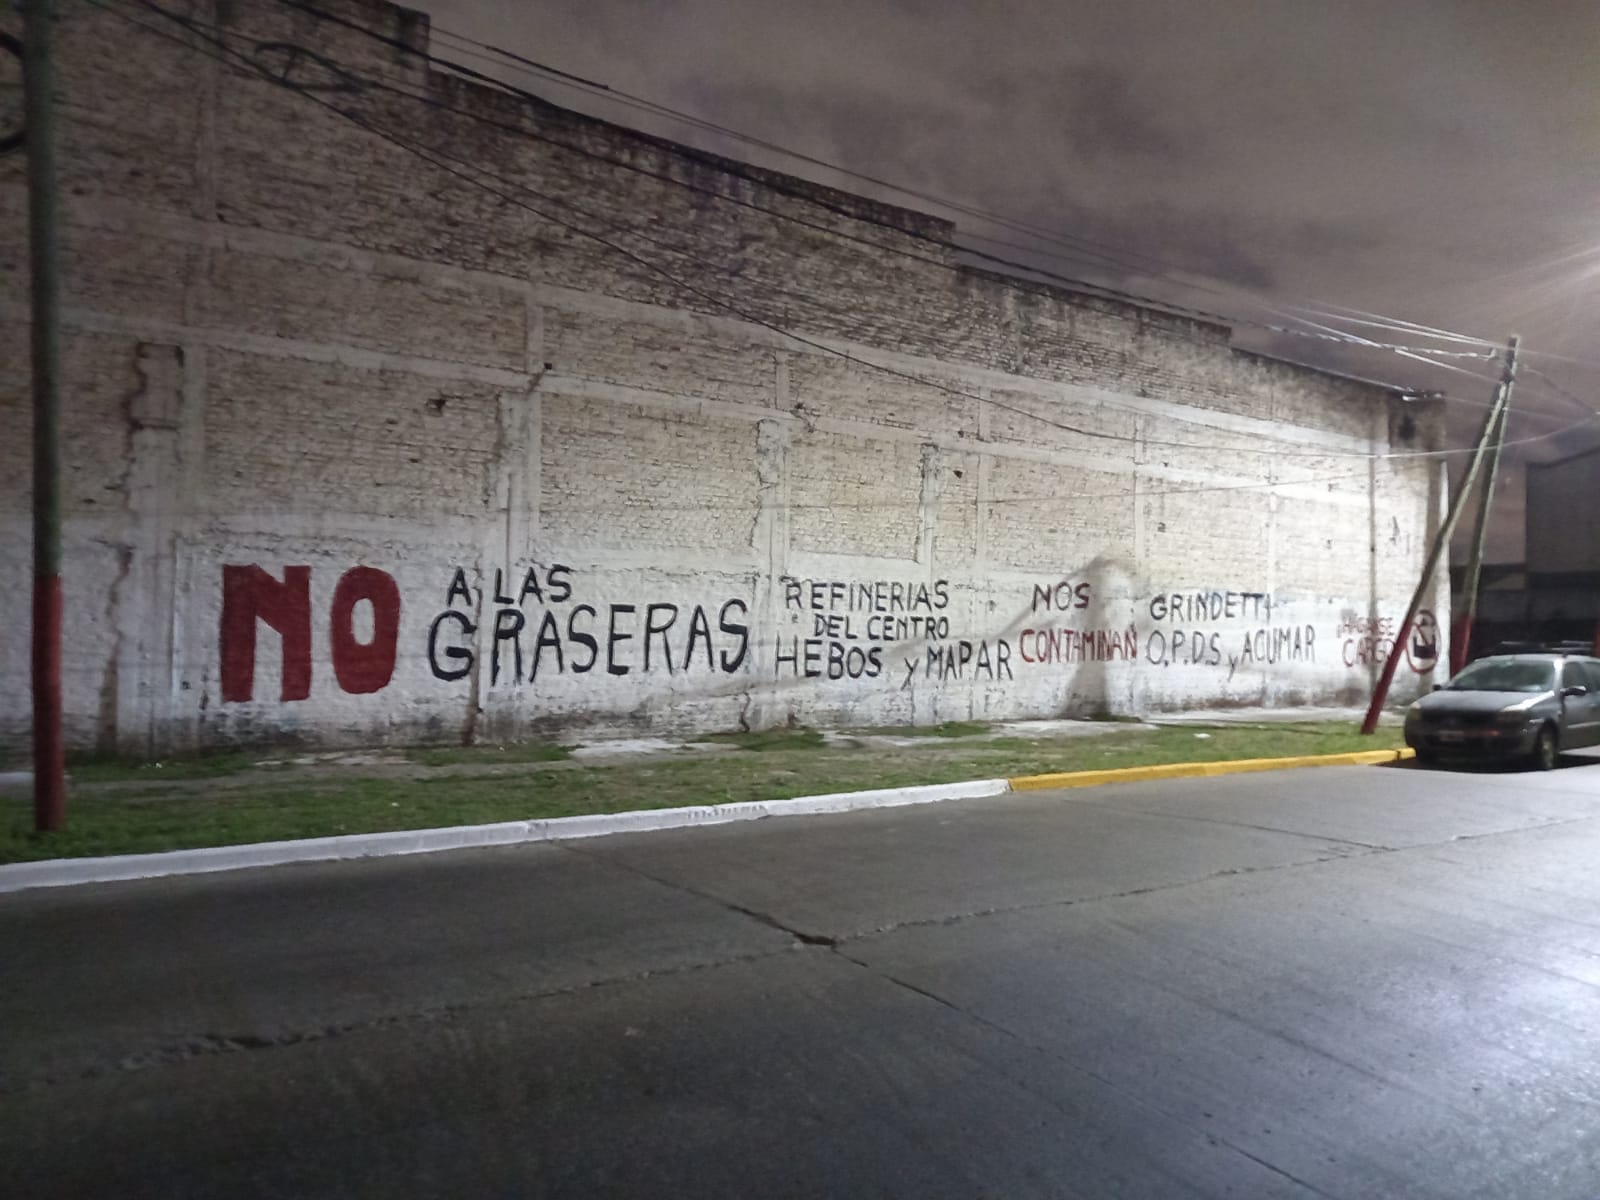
[0,0,1450,754]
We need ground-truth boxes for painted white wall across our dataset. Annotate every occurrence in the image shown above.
[0,0,1448,754]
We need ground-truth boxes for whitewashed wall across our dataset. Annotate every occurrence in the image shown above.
[0,0,1449,754]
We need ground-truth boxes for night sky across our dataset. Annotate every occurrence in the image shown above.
[421,0,1600,561]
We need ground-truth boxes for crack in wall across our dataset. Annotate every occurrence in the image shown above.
[96,343,182,755]
[95,543,136,755]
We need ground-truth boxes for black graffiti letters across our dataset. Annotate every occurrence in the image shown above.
[427,565,749,684]
[1145,629,1225,668]
[718,600,750,672]
[568,605,599,673]
[445,562,573,609]
[776,638,885,680]
[811,612,950,641]
[1145,625,1317,672]
[607,604,635,676]
[1236,625,1316,668]
[776,576,950,681]
[1149,590,1272,622]
[493,609,526,684]
[427,610,474,681]
[783,576,950,616]
[1031,581,1092,611]
[900,639,1014,688]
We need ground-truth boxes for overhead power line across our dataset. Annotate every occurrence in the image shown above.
[271,0,1532,365]
[91,0,1600,472]
[424,18,1600,394]
[272,4,1574,406]
[268,0,1600,403]
[421,17,1541,364]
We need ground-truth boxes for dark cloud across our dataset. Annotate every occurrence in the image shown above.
[1035,63,1191,164]
[421,0,1600,559]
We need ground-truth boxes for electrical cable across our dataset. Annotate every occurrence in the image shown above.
[280,0,1600,422]
[227,5,1572,425]
[275,0,1534,366]
[379,11,1246,291]
[1270,301,1498,348]
[1522,366,1600,419]
[423,17,1554,370]
[93,0,1600,471]
[158,10,1270,341]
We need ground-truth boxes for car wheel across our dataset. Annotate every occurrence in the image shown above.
[1413,746,1437,766]
[1530,725,1559,772]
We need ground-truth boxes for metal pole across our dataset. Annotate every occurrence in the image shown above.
[24,0,65,831]
[1360,337,1520,735]
[1451,336,1520,673]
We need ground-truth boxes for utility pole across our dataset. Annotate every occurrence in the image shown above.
[1360,334,1521,735]
[24,0,65,831]
[1451,336,1520,674]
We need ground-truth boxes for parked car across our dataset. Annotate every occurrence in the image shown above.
[1404,653,1600,769]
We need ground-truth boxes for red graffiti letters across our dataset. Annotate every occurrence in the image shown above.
[221,565,312,702]
[330,566,402,694]
[221,564,401,702]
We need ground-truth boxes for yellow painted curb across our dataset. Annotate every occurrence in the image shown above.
[1009,747,1415,792]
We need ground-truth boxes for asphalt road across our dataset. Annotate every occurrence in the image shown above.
[6,754,1600,1198]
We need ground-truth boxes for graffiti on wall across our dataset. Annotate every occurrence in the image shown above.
[1144,589,1315,677]
[219,564,1433,706]
[426,565,749,685]
[1339,615,1394,668]
[774,576,948,681]
[1019,579,1137,666]
[220,564,401,702]
[220,563,749,702]
[773,575,1013,687]
[1337,610,1437,674]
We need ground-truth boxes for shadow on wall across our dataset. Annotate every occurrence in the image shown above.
[1061,554,1138,718]
[999,554,1141,721]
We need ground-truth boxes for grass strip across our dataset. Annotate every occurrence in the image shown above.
[0,723,1400,864]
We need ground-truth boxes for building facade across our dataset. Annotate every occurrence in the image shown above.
[0,0,1449,755]
[1457,447,1600,654]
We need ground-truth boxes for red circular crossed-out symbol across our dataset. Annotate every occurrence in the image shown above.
[1405,609,1440,674]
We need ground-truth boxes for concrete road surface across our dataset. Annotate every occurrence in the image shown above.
[5,756,1600,1198]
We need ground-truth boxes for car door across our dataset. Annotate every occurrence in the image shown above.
[1561,661,1600,748]
[1581,661,1600,747]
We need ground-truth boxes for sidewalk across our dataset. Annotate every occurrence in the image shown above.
[1,713,1405,871]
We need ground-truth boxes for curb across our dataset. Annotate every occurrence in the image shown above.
[0,778,1011,894]
[1008,747,1415,791]
[0,746,1413,895]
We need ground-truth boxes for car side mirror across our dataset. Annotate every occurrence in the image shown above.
[1432,683,1443,692]
[1561,685,1588,699]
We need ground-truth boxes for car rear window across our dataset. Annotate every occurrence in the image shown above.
[1582,661,1600,692]
[1448,659,1556,693]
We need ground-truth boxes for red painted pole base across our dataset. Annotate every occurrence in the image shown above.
[33,572,65,832]
[1360,616,1414,735]
[1449,615,1472,677]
